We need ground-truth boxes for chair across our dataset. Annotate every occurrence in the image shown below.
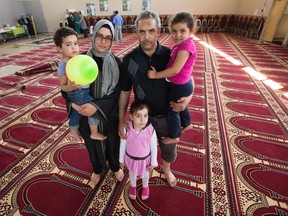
[219,15,228,31]
[240,17,254,37]
[201,19,208,32]
[207,19,214,33]
[231,16,243,33]
[127,19,135,33]
[249,18,264,38]
[89,17,96,27]
[213,19,220,32]
[195,19,202,33]
[123,16,132,33]
[227,15,237,32]
[236,16,248,35]
[161,16,169,33]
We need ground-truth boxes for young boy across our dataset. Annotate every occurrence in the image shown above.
[53,27,106,141]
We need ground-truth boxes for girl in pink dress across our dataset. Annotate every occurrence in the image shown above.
[119,100,158,200]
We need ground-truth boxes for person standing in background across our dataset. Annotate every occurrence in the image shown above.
[110,11,116,27]
[113,10,124,43]
[67,12,75,30]
[73,12,81,34]
[78,11,88,38]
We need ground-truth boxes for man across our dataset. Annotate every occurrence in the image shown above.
[119,11,192,187]
[113,10,124,43]
[110,11,116,27]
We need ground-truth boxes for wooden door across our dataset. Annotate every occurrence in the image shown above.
[260,0,288,42]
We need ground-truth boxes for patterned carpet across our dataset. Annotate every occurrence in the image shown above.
[0,32,287,215]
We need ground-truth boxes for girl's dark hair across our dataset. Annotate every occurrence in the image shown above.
[171,12,194,30]
[130,100,150,115]
[53,27,77,47]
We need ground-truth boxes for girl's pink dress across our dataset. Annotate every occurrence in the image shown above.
[123,122,155,178]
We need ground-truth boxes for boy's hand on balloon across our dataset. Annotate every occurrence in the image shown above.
[67,80,81,91]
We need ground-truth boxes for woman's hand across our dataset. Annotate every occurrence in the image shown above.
[78,103,97,116]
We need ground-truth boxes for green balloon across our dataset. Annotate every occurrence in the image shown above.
[66,55,98,86]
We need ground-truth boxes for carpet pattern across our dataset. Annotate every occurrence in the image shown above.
[0,33,287,215]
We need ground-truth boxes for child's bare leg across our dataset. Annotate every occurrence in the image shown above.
[90,125,107,140]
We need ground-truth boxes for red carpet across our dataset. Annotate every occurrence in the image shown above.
[0,32,287,215]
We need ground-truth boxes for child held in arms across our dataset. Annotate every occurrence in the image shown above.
[119,100,158,200]
[53,27,107,141]
[148,12,197,144]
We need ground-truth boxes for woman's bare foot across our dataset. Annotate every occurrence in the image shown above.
[164,170,177,187]
[90,133,107,140]
[114,169,124,182]
[182,124,193,133]
[161,137,180,144]
[89,172,100,188]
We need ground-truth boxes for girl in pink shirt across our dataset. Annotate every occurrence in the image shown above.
[119,100,158,200]
[148,12,196,144]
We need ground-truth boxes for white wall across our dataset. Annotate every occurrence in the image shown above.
[40,0,241,33]
[152,0,240,15]
[238,0,274,16]
[0,0,277,34]
[0,0,25,25]
[22,1,48,34]
[275,3,288,38]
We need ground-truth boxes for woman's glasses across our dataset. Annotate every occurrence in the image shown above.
[95,33,113,43]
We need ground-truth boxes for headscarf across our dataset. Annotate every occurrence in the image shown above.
[86,19,119,97]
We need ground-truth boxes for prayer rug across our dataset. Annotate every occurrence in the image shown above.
[0,32,287,216]
[17,37,55,47]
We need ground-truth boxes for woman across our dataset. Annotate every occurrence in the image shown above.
[73,12,81,34]
[61,20,124,186]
